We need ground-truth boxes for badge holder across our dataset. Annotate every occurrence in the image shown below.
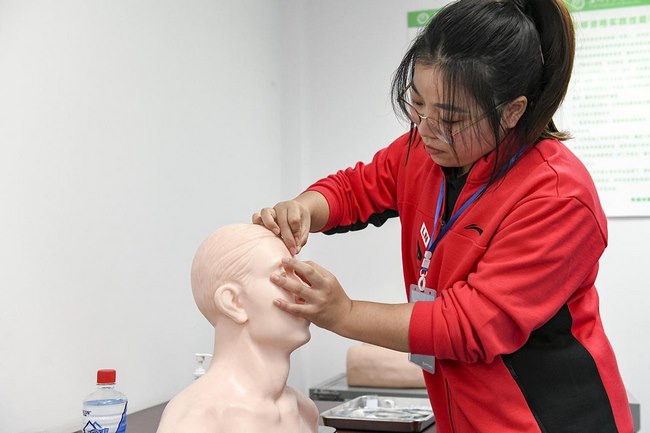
[408,280,437,374]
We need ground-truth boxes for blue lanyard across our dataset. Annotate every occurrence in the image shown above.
[417,181,487,290]
[417,151,524,290]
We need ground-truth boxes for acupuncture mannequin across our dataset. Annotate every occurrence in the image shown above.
[157,224,319,433]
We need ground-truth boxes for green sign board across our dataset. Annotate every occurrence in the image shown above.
[409,1,650,28]
[566,0,650,12]
[407,10,438,28]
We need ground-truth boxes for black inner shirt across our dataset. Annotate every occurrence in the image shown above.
[442,167,470,225]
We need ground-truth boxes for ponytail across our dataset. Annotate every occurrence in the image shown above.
[517,0,575,143]
[391,0,576,184]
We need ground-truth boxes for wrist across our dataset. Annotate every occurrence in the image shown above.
[331,298,355,337]
[296,190,329,232]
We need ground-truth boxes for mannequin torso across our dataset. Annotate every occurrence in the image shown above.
[157,375,318,433]
[156,224,319,433]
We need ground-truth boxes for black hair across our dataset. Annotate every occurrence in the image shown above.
[391,0,575,185]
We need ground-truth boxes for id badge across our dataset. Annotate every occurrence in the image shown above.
[408,283,436,374]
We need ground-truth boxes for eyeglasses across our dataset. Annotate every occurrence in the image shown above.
[399,84,503,145]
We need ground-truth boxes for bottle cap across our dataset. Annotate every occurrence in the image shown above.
[97,369,116,384]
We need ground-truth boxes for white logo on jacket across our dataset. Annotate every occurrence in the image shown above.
[420,222,430,247]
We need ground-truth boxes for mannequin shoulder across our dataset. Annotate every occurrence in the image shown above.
[286,386,319,420]
[158,400,257,433]
[156,385,233,433]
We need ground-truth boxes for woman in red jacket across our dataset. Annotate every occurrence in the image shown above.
[253,0,633,432]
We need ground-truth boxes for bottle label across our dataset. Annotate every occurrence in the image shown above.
[82,421,109,433]
[82,401,127,433]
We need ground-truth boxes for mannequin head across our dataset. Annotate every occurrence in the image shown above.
[158,225,319,433]
[191,224,310,349]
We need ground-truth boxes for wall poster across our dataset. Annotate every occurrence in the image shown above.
[407,1,650,217]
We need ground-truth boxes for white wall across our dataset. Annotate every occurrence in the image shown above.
[0,1,285,432]
[290,0,443,391]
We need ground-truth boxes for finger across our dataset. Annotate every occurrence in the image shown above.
[271,277,317,312]
[299,219,310,248]
[302,259,330,276]
[259,208,281,236]
[286,206,305,250]
[273,298,311,317]
[276,208,299,255]
[286,262,312,287]
[295,238,306,255]
[281,258,320,286]
[294,219,310,255]
[251,212,262,224]
[270,272,310,300]
[293,267,310,286]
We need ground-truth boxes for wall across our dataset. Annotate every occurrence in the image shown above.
[288,0,435,390]
[0,1,284,432]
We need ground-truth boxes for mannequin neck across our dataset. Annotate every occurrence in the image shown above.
[207,326,294,401]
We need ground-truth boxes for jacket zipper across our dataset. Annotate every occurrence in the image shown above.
[503,357,548,433]
[445,378,457,433]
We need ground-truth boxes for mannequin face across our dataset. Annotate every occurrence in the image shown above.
[241,234,311,350]
[192,224,311,351]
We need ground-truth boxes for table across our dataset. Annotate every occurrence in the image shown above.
[74,393,642,432]
[75,400,435,433]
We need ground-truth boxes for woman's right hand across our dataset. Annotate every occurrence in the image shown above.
[252,200,312,256]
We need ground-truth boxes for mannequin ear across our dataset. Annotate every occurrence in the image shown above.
[214,283,248,324]
[501,96,528,129]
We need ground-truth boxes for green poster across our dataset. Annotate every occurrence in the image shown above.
[408,1,650,27]
[566,0,650,12]
[407,10,438,28]
[406,2,650,216]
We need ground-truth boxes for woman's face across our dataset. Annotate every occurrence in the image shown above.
[409,63,499,172]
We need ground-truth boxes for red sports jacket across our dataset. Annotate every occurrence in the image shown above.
[308,131,632,433]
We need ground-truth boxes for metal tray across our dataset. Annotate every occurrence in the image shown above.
[309,373,427,402]
[320,395,434,432]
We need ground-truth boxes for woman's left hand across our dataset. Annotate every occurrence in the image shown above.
[270,257,352,333]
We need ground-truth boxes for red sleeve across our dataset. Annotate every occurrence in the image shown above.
[409,196,607,363]
[306,134,408,233]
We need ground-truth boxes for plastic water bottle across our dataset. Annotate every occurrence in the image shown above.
[82,369,127,433]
